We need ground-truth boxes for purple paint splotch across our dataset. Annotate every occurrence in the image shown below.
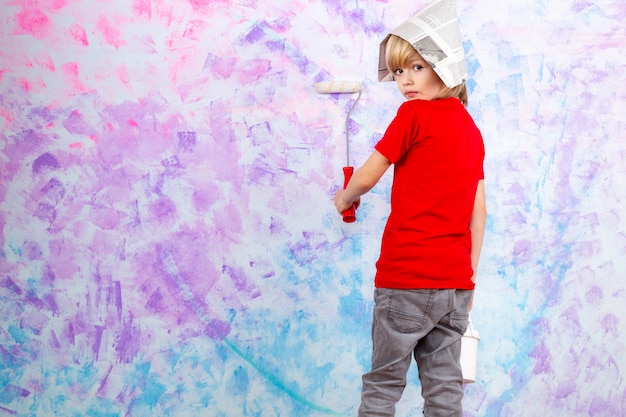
[22,240,43,260]
[529,340,551,375]
[128,226,238,341]
[115,316,141,364]
[0,384,31,402]
[32,152,59,174]
[222,264,261,299]
[93,325,104,360]
[41,178,65,204]
[600,313,618,335]
[204,53,238,80]
[149,196,177,222]
[63,110,96,136]
[34,202,56,223]
[177,131,196,152]
[1,277,23,295]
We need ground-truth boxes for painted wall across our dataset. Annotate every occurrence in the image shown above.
[1,0,625,416]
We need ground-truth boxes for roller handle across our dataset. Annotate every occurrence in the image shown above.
[342,166,357,223]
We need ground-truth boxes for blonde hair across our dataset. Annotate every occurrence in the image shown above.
[385,35,468,106]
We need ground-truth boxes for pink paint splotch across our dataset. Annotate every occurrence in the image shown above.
[14,8,51,40]
[61,62,90,93]
[131,0,152,19]
[32,54,56,72]
[68,23,88,46]
[96,15,126,49]
[115,65,131,90]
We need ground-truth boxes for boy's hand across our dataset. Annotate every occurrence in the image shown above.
[332,150,391,216]
[334,190,360,214]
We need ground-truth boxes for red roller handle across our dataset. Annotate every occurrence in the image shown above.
[342,166,357,223]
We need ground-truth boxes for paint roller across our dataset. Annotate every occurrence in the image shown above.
[315,80,362,223]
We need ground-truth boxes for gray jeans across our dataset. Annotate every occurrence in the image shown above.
[358,288,473,417]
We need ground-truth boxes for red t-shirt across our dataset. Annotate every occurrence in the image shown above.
[374,98,484,290]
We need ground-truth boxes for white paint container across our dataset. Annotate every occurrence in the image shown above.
[460,318,480,383]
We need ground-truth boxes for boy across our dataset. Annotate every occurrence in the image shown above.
[333,0,486,416]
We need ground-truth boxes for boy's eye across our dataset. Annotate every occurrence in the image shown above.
[393,68,403,75]
[413,65,424,71]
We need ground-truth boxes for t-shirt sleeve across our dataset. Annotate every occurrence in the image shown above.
[374,102,421,164]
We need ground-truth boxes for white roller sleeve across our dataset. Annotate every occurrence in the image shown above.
[314,81,361,94]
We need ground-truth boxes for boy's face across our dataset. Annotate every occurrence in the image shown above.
[390,51,447,101]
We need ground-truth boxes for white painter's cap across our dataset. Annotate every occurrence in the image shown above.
[378,0,468,88]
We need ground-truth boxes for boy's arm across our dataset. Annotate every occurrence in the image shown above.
[469,179,486,310]
[334,150,391,214]
[470,179,486,280]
